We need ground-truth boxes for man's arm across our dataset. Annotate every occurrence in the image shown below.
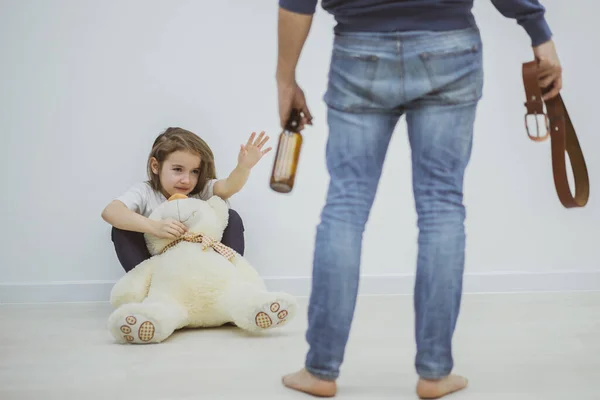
[491,0,562,99]
[276,2,316,82]
[489,0,552,46]
[276,2,316,129]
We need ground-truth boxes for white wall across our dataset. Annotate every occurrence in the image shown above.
[1,0,598,303]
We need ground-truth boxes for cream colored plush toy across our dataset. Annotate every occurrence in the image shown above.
[107,193,297,344]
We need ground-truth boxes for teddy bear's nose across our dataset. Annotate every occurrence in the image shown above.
[168,194,188,201]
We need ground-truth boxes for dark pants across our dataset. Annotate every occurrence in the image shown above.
[111,209,245,273]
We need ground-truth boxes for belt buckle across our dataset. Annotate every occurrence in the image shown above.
[524,111,550,142]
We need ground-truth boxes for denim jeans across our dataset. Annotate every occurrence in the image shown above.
[305,27,484,381]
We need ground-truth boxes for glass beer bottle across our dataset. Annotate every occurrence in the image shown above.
[270,108,303,193]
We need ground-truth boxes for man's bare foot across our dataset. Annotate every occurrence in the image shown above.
[282,368,337,398]
[416,375,468,399]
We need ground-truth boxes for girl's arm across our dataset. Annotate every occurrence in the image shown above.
[101,200,157,234]
[213,131,272,199]
[102,200,188,239]
[213,165,251,200]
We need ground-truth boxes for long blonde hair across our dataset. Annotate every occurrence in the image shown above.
[146,127,216,196]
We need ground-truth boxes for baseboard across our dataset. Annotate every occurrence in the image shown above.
[1,271,599,304]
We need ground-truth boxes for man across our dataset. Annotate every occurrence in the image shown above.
[276,0,562,398]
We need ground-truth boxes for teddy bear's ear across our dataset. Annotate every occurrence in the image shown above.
[207,196,229,228]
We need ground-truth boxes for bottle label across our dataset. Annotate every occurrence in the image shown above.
[273,133,298,180]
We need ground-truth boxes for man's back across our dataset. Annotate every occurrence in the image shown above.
[279,0,551,46]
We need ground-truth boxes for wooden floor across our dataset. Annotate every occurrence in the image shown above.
[1,291,598,400]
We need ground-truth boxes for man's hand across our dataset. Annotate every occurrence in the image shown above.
[533,39,562,100]
[278,79,312,131]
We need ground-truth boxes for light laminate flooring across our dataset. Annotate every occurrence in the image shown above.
[1,292,599,399]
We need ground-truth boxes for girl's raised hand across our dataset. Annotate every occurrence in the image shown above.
[238,131,272,170]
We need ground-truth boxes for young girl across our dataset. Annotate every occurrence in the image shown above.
[101,127,272,273]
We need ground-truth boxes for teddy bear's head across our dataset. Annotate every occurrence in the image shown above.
[144,193,230,256]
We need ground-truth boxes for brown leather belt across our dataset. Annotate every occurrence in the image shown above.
[522,61,590,208]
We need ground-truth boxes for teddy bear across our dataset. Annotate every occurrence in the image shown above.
[107,193,298,344]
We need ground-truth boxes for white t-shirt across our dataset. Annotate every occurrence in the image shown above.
[116,179,218,217]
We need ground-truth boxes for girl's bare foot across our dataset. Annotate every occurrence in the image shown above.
[416,374,468,399]
[282,368,337,398]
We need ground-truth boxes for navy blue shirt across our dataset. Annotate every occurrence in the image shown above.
[279,0,552,46]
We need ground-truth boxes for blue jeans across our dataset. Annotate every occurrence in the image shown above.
[305,27,484,381]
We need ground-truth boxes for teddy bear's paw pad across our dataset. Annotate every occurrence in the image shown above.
[255,312,273,329]
[254,301,292,329]
[119,314,156,343]
[138,321,156,342]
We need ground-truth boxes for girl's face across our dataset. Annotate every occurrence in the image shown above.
[151,150,201,198]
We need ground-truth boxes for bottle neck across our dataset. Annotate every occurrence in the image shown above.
[283,127,300,135]
[284,108,302,132]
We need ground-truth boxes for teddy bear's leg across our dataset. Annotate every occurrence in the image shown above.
[107,296,188,344]
[109,257,157,308]
[223,282,298,333]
